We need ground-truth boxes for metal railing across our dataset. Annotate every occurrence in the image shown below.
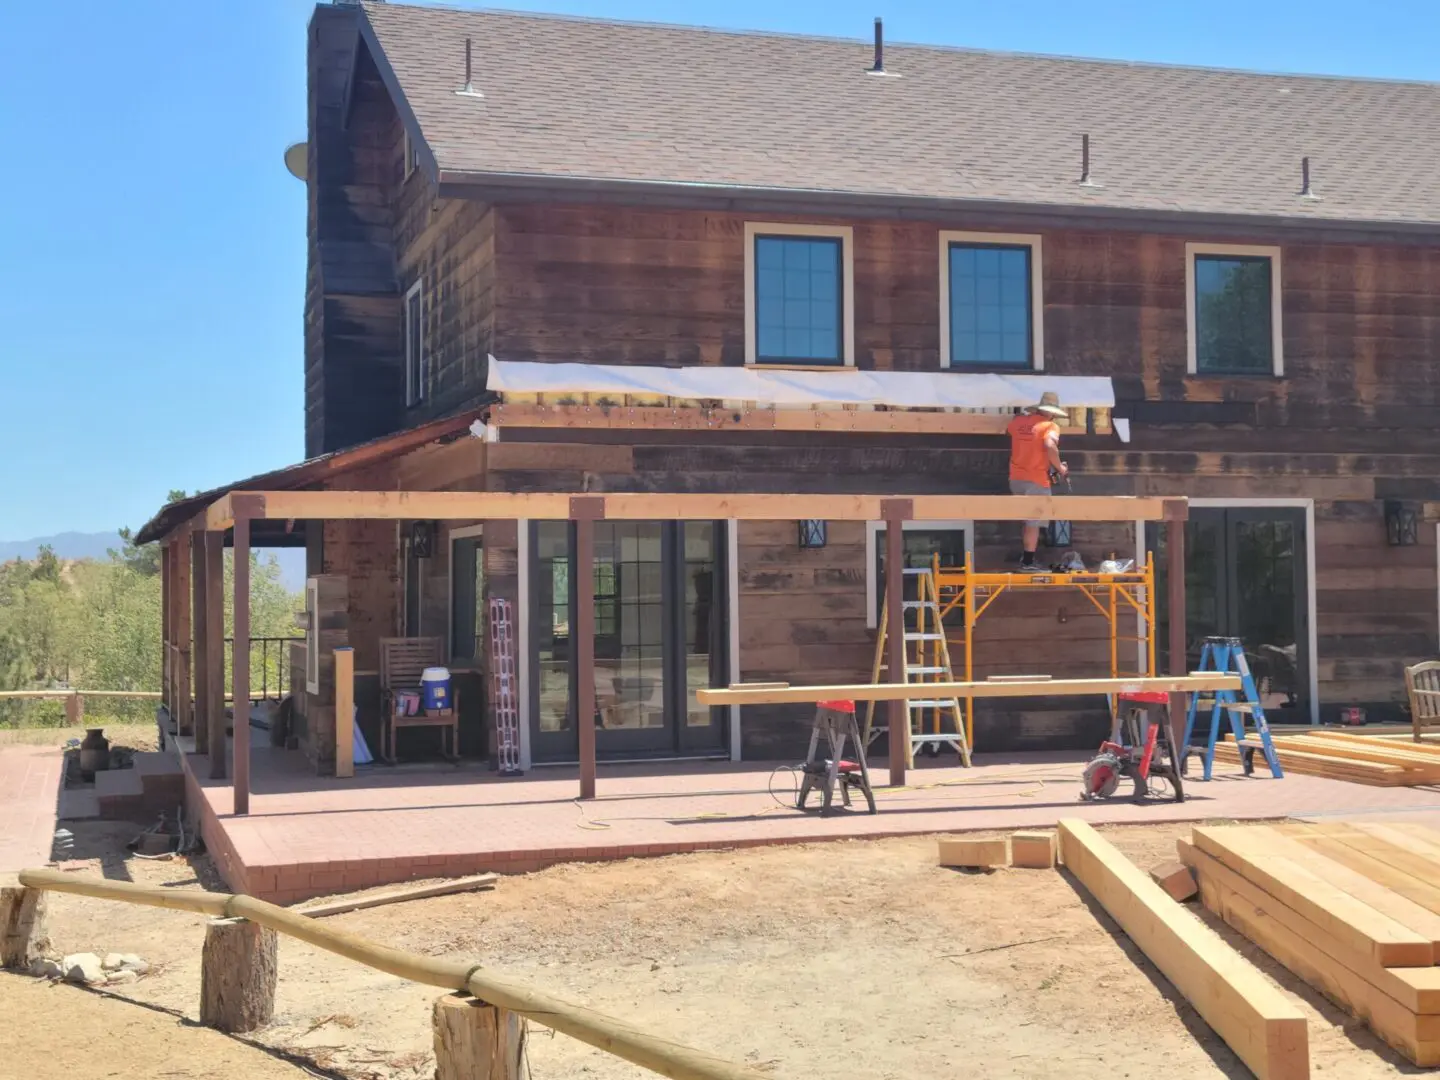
[16,869,774,1080]
[224,636,304,702]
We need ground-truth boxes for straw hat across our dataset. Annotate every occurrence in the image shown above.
[1028,391,1067,419]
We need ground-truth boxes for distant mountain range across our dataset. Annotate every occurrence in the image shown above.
[0,532,307,592]
[0,531,123,563]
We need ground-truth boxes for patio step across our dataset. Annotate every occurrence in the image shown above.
[134,751,185,805]
[94,769,146,821]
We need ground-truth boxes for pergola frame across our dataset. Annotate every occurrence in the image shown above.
[161,490,1189,816]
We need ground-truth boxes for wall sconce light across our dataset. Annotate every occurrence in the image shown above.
[1044,520,1073,548]
[797,519,828,549]
[1385,500,1420,547]
[410,520,436,558]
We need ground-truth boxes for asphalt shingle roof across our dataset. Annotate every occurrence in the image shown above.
[361,2,1440,226]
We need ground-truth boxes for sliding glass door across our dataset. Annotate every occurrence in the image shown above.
[529,520,727,761]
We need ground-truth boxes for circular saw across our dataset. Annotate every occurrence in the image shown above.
[1081,751,1123,800]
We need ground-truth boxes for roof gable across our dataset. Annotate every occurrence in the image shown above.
[360,2,1440,229]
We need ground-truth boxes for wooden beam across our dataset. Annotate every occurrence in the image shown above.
[1166,515,1188,752]
[233,512,251,816]
[203,490,1183,528]
[160,541,172,712]
[488,402,1018,436]
[204,531,226,780]
[192,532,210,755]
[696,673,1241,707]
[882,498,909,786]
[335,647,354,779]
[1192,825,1433,967]
[1058,820,1309,1080]
[174,526,192,736]
[573,497,602,800]
[297,873,498,919]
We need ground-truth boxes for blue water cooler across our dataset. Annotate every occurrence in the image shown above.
[421,667,452,712]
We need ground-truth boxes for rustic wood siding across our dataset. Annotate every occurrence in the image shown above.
[305,13,401,455]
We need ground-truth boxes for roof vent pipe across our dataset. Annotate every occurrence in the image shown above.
[870,17,884,73]
[455,37,484,98]
[1300,156,1320,200]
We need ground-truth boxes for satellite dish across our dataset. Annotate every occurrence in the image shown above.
[283,142,308,181]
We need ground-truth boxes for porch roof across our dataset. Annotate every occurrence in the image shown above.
[135,407,486,545]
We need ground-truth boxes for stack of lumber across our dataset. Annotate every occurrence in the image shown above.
[1180,821,1440,1066]
[1211,730,1440,786]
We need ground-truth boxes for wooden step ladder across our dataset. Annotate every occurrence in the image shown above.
[863,566,973,767]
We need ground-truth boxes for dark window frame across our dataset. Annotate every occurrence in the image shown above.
[945,240,1035,370]
[404,281,425,405]
[752,233,845,367]
[1190,250,1279,377]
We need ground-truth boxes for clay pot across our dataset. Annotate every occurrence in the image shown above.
[78,728,110,781]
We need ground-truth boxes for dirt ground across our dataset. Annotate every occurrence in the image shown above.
[0,818,1424,1079]
[0,722,158,750]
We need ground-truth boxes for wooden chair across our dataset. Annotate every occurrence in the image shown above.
[380,637,459,761]
[1408,661,1440,742]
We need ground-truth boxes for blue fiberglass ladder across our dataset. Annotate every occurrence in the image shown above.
[1182,636,1284,781]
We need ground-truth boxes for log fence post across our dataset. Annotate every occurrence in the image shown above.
[199,916,277,1032]
[433,992,525,1080]
[0,885,50,970]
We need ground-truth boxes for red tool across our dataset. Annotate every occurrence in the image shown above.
[1080,691,1185,803]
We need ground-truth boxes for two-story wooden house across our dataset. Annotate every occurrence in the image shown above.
[141,0,1440,777]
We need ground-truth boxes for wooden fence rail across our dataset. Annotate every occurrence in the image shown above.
[0,691,162,699]
[14,869,777,1080]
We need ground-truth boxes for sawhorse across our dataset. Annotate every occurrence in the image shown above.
[797,700,877,815]
[1182,636,1284,780]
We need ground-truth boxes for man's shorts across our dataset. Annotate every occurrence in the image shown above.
[1009,478,1051,528]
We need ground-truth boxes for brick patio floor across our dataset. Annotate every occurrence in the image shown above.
[180,738,1440,904]
[0,746,63,874]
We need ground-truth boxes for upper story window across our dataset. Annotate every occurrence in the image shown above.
[1186,243,1283,376]
[939,231,1044,370]
[403,129,419,179]
[743,223,854,366]
[405,280,425,405]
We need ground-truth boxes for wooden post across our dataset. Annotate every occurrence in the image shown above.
[233,512,252,816]
[0,885,50,970]
[193,531,210,755]
[175,527,192,736]
[64,692,82,728]
[572,497,604,800]
[433,992,525,1080]
[199,917,277,1033]
[1165,501,1189,753]
[335,647,354,778]
[160,541,172,713]
[205,531,226,779]
[881,498,912,787]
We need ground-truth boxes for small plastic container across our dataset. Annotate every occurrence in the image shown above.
[421,667,452,712]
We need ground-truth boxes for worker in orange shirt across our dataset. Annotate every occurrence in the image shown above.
[1006,392,1068,573]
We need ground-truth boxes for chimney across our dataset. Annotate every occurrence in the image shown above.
[870,18,884,73]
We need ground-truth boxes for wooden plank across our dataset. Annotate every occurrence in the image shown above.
[489,402,1015,436]
[1211,744,1409,785]
[1010,831,1056,869]
[1236,827,1440,952]
[1280,824,1440,912]
[204,490,1182,529]
[697,673,1240,707]
[1268,737,1440,775]
[1058,821,1309,1080]
[1186,842,1440,1066]
[1191,826,1434,967]
[1178,838,1440,1015]
[334,647,354,779]
[296,873,498,918]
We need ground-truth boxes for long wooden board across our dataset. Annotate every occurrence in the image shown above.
[1280,824,1440,915]
[697,673,1240,707]
[203,490,1183,530]
[1191,827,1434,967]
[488,402,1016,436]
[1178,839,1440,1015]
[1058,820,1309,1080]
[1183,842,1440,1066]
[1211,744,1409,786]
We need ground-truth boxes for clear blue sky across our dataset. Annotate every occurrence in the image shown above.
[1,0,1435,540]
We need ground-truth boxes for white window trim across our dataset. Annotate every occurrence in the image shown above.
[447,524,484,660]
[404,279,425,406]
[726,518,741,761]
[1135,498,1317,724]
[403,129,418,179]
[743,222,855,367]
[864,519,975,630]
[1185,242,1284,377]
[938,230,1045,372]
